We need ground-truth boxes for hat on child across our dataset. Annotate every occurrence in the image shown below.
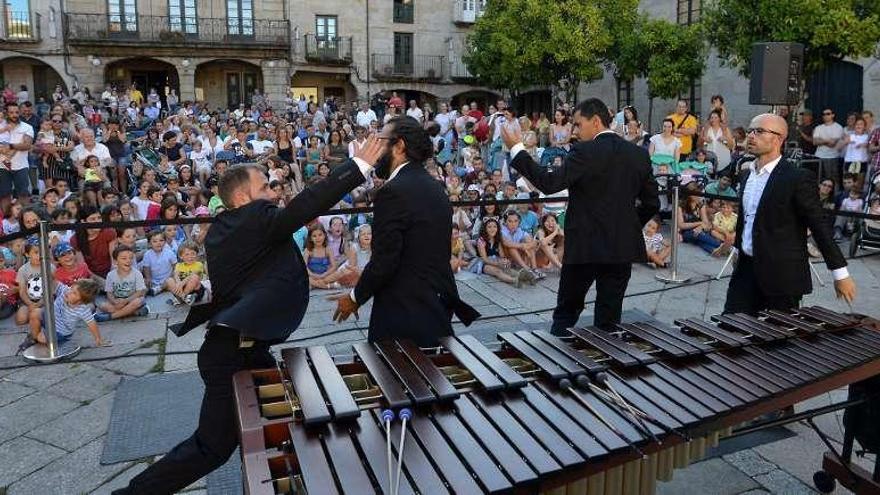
[53,242,74,259]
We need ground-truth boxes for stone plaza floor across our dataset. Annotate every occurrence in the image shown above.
[0,239,879,494]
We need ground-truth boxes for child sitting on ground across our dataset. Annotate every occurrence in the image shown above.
[96,245,148,321]
[643,216,671,268]
[711,201,737,248]
[140,229,177,296]
[53,242,103,287]
[450,226,467,273]
[16,240,52,326]
[166,241,207,305]
[0,259,18,320]
[23,279,106,350]
[304,223,338,289]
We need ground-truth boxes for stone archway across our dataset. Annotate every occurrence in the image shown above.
[104,57,180,107]
[195,59,262,110]
[449,89,501,113]
[0,56,68,102]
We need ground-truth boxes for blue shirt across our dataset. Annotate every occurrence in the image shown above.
[140,246,177,286]
[144,106,160,120]
[519,210,539,234]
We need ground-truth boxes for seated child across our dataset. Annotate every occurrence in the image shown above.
[643,216,671,268]
[24,279,106,348]
[500,211,542,277]
[166,241,207,305]
[711,201,737,247]
[140,229,177,296]
[112,228,146,266]
[303,223,338,289]
[0,260,18,320]
[16,240,53,327]
[834,189,864,239]
[96,245,148,321]
[2,201,21,235]
[450,226,467,273]
[53,242,102,287]
[535,213,564,270]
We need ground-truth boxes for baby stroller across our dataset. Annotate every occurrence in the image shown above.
[127,146,163,196]
[848,168,880,258]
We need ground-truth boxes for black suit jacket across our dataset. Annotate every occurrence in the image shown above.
[510,132,659,264]
[178,161,366,343]
[734,158,846,296]
[354,163,477,346]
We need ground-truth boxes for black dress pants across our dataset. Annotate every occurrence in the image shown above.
[550,262,632,336]
[115,326,275,495]
[723,254,801,315]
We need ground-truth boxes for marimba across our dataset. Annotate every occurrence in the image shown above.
[233,306,880,494]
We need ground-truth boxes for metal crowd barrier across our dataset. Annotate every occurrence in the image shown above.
[14,181,880,363]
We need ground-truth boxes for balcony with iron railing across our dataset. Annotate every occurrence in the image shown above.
[371,54,445,81]
[453,0,485,24]
[64,13,289,49]
[0,11,41,42]
[450,55,475,81]
[304,34,352,65]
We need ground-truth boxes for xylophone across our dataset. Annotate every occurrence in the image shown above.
[233,306,880,495]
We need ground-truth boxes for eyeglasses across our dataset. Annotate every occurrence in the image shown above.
[823,112,833,116]
[746,127,783,137]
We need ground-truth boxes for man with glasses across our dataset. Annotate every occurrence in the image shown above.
[724,113,856,315]
[812,108,845,187]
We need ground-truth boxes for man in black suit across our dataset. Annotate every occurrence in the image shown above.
[501,98,659,335]
[724,113,856,314]
[114,137,384,495]
[331,116,478,345]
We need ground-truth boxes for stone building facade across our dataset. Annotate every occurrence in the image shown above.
[288,0,498,109]
[0,0,69,103]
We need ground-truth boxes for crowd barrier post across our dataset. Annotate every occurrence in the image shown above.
[22,221,81,363]
[656,179,692,284]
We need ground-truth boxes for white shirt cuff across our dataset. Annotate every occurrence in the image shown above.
[352,157,373,178]
[349,289,358,304]
[509,143,526,158]
[831,267,849,281]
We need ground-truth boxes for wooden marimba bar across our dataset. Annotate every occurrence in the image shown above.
[233,306,880,494]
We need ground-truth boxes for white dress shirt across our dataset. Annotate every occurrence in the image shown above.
[741,156,849,280]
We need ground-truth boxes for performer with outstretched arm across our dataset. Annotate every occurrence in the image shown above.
[113,136,385,495]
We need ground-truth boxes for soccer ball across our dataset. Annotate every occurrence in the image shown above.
[27,277,43,301]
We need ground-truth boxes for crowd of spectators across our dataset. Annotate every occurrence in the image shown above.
[0,82,879,344]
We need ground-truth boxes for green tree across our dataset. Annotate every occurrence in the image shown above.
[703,0,880,76]
[613,17,707,130]
[464,0,614,103]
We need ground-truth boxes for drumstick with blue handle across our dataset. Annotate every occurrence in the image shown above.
[381,409,395,495]
[393,408,412,495]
